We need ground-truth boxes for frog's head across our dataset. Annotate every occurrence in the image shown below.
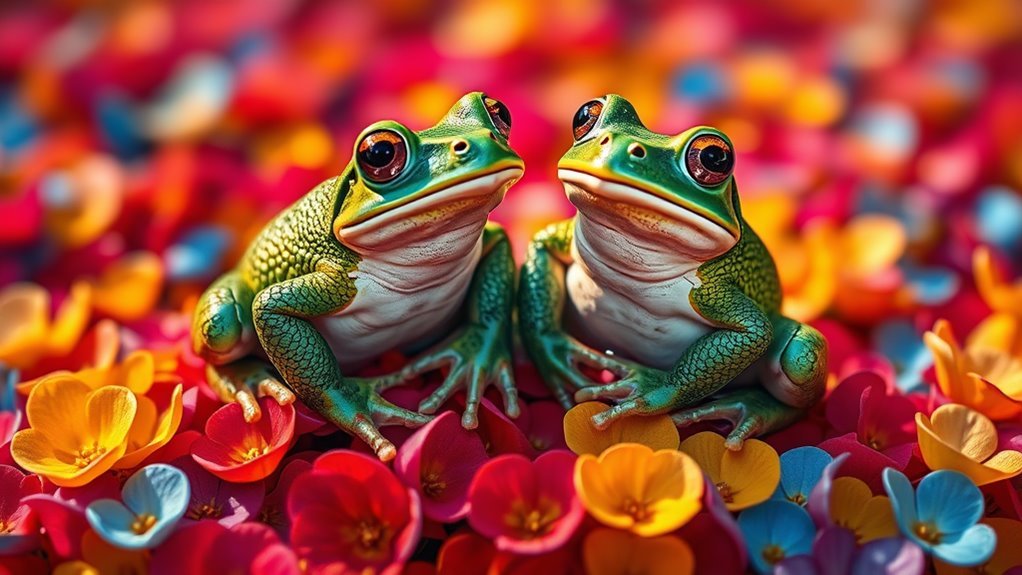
[335,92,524,252]
[558,95,741,262]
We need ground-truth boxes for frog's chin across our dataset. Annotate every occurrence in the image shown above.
[337,168,522,252]
[559,169,739,258]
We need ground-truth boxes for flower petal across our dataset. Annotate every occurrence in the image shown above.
[122,464,190,522]
[86,386,137,451]
[852,538,926,575]
[915,470,984,537]
[929,404,997,461]
[932,523,996,567]
[582,528,694,575]
[679,431,725,483]
[719,438,781,511]
[738,501,816,574]
[564,402,679,456]
[882,468,918,542]
[775,446,832,505]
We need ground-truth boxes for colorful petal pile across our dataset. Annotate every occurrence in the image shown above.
[2,1,1022,574]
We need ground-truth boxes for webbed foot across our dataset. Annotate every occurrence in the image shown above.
[206,359,295,422]
[671,387,805,450]
[321,378,433,461]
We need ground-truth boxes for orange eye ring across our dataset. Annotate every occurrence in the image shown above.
[572,100,604,141]
[357,130,408,183]
[484,96,512,139]
[685,134,734,186]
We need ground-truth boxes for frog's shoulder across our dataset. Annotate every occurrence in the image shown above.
[696,217,782,312]
[238,175,359,291]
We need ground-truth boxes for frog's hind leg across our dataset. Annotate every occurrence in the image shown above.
[672,317,827,449]
[192,272,295,421]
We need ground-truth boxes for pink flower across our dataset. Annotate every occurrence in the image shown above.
[172,456,264,528]
[515,400,569,452]
[468,450,583,555]
[677,477,749,575]
[191,396,295,483]
[21,473,120,559]
[258,458,312,541]
[289,450,421,575]
[152,521,300,575]
[394,411,489,523]
[0,465,43,555]
[825,363,918,453]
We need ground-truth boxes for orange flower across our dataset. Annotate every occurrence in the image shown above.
[0,282,91,371]
[969,246,1022,357]
[679,431,780,511]
[11,377,137,487]
[582,528,693,575]
[563,402,679,456]
[88,252,164,322]
[924,319,1022,420]
[827,476,899,543]
[916,403,1022,486]
[574,443,703,536]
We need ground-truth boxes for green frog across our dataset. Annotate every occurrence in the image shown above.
[519,95,827,449]
[191,92,524,461]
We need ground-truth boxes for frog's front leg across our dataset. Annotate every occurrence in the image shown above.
[192,271,295,420]
[671,316,828,449]
[399,223,518,428]
[252,259,430,461]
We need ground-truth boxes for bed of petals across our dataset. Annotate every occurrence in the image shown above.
[2,1,1022,574]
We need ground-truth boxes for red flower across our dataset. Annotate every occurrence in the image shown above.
[289,450,421,575]
[0,465,43,555]
[394,411,489,523]
[468,450,583,555]
[151,521,300,575]
[191,396,295,482]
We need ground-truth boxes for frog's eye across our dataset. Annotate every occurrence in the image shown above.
[685,134,734,186]
[572,100,604,141]
[483,96,512,139]
[357,130,408,183]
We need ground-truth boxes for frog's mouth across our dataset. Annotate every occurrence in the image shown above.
[337,167,523,243]
[558,169,741,240]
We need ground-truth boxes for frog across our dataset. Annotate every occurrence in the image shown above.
[191,92,524,461]
[519,94,827,449]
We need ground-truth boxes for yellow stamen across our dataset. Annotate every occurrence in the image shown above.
[130,513,158,535]
[787,493,807,506]
[622,497,651,523]
[912,521,942,544]
[762,544,786,565]
[716,481,735,503]
[421,471,446,499]
[505,501,562,539]
[73,443,107,468]
[0,519,10,534]
[186,497,223,520]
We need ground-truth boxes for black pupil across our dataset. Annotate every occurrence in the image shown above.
[699,145,732,174]
[362,140,395,168]
[573,101,599,131]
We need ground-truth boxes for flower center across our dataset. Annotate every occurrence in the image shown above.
[506,500,562,539]
[74,443,107,468]
[258,505,284,528]
[348,518,392,558]
[0,519,11,534]
[131,513,158,535]
[240,445,270,461]
[186,497,223,520]
[621,497,651,523]
[912,521,942,544]
[762,544,786,565]
[787,492,807,506]
[421,471,446,499]
[716,481,735,504]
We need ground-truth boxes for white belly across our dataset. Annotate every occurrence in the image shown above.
[312,239,481,372]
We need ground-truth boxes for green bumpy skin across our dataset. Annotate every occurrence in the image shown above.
[520,94,827,450]
[191,92,524,461]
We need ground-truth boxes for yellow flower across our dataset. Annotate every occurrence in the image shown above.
[574,443,704,537]
[0,282,91,370]
[680,431,780,511]
[934,518,1022,575]
[88,252,164,322]
[916,403,1022,486]
[563,401,679,456]
[11,377,137,487]
[970,246,1022,357]
[116,382,184,469]
[924,319,1022,421]
[828,476,898,543]
[582,528,694,575]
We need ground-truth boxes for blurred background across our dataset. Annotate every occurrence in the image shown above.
[1,0,1021,376]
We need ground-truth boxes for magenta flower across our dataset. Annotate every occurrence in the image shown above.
[172,456,264,528]
[191,397,295,483]
[394,410,489,523]
[289,450,421,574]
[152,521,300,575]
[818,434,909,493]
[473,397,536,457]
[21,472,120,559]
[774,527,924,575]
[516,400,569,452]
[825,365,918,453]
[0,465,43,555]
[678,476,749,575]
[258,458,312,541]
[468,450,583,555]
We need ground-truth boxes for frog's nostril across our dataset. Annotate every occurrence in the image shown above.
[628,143,646,159]
[453,140,470,154]
[599,135,611,146]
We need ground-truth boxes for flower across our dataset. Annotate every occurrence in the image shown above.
[934,518,1022,575]
[771,446,832,506]
[807,454,898,543]
[394,410,489,523]
[883,468,995,566]
[191,396,295,483]
[677,477,749,575]
[118,380,184,470]
[52,530,148,575]
[85,464,190,550]
[0,282,91,371]
[774,527,924,575]
[289,450,421,574]
[468,450,583,554]
[258,458,312,541]
[680,431,780,511]
[818,433,905,493]
[151,521,300,575]
[574,442,703,536]
[924,319,1022,421]
[969,246,1022,356]
[88,251,165,322]
[737,500,816,574]
[21,474,121,559]
[563,401,679,456]
[173,456,264,527]
[916,403,1022,486]
[515,400,568,452]
[0,465,43,555]
[11,377,137,487]
[824,364,918,452]
[582,528,694,575]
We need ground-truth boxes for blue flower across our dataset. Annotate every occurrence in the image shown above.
[772,446,833,507]
[738,500,816,574]
[882,468,996,567]
[86,463,190,550]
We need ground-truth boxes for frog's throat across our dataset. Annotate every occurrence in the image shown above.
[336,167,523,242]
[557,169,741,240]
